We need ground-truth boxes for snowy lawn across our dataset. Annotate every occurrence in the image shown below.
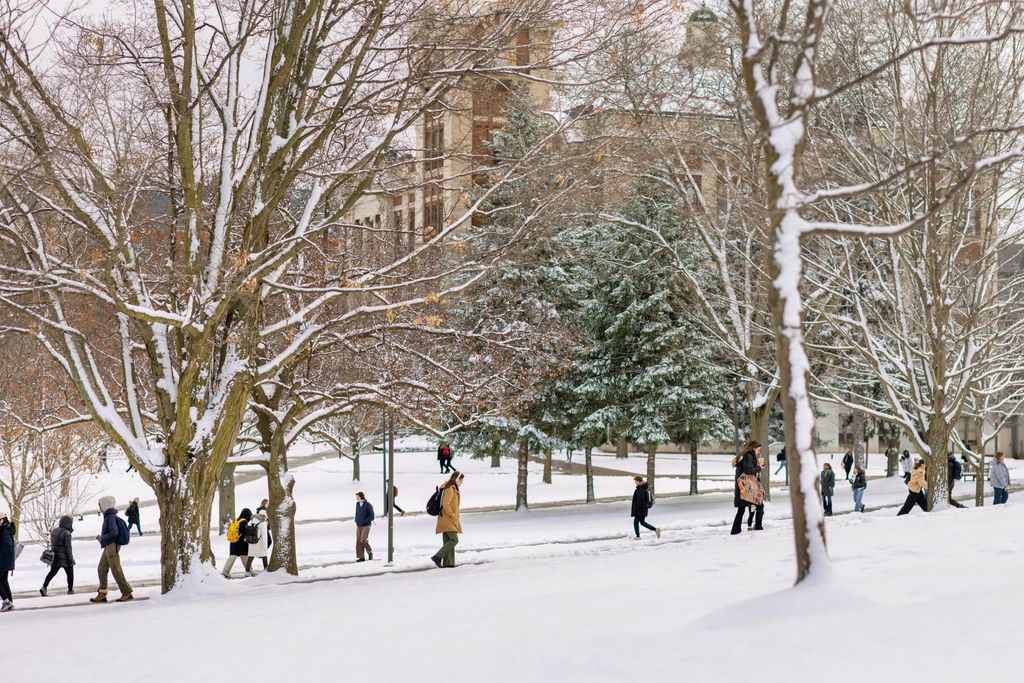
[4,486,1022,682]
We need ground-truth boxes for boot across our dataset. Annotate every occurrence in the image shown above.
[67,589,75,595]
[116,593,134,603]
[655,528,661,539]
[368,552,374,561]
[89,592,108,603]
[39,587,47,597]
[1,600,13,612]
[430,556,442,568]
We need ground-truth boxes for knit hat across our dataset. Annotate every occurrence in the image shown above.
[257,510,268,519]
[0,510,7,520]
[98,496,116,512]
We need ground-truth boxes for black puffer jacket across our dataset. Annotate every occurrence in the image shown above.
[0,521,16,572]
[50,516,75,567]
[631,483,652,518]
[734,451,761,508]
[851,471,867,490]
[228,508,252,556]
[126,501,140,524]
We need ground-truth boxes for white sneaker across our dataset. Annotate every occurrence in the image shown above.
[0,600,12,612]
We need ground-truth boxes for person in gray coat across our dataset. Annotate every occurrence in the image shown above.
[40,515,75,596]
[990,452,1011,505]
[821,463,836,516]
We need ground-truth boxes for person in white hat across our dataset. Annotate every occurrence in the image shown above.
[248,509,272,571]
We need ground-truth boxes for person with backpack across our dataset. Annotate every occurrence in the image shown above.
[248,510,272,571]
[222,508,255,578]
[437,443,453,474]
[842,452,854,481]
[430,471,463,568]
[355,492,374,562]
[0,511,16,612]
[773,446,787,478]
[991,451,1011,505]
[947,454,965,508]
[40,515,75,596]
[821,462,836,516]
[90,496,133,603]
[851,466,867,512]
[897,460,929,515]
[899,450,912,484]
[125,497,143,536]
[731,441,765,535]
[630,475,661,539]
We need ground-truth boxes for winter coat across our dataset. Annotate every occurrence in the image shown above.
[435,485,462,534]
[908,468,927,493]
[50,516,75,568]
[355,501,375,527]
[0,521,16,572]
[437,446,451,461]
[631,483,652,519]
[733,451,761,508]
[229,508,253,556]
[126,501,140,524]
[899,456,911,475]
[248,520,271,558]
[842,454,854,471]
[990,461,1011,489]
[820,469,836,496]
[851,471,867,491]
[99,507,121,548]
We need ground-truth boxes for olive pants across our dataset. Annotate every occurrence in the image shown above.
[97,543,132,595]
[433,532,459,567]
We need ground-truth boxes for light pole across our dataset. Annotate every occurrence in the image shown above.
[387,411,395,564]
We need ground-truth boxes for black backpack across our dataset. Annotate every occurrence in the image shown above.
[950,459,963,480]
[647,489,655,509]
[244,523,260,545]
[426,488,443,516]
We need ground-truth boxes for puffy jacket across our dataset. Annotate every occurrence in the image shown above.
[435,485,462,534]
[228,508,253,556]
[51,516,75,567]
[631,483,651,518]
[0,521,16,572]
[733,451,762,508]
[820,469,836,496]
[355,501,375,527]
[908,467,927,493]
[99,507,121,547]
[990,461,1011,489]
[851,471,867,491]
[126,501,140,524]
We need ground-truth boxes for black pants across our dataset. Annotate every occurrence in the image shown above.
[897,490,928,515]
[732,504,763,534]
[0,571,11,601]
[43,565,74,591]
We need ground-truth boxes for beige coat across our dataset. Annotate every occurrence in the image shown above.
[908,467,927,493]
[435,485,462,534]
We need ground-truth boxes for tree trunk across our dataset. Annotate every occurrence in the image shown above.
[852,411,865,469]
[217,463,235,536]
[267,443,298,575]
[515,440,528,511]
[351,448,360,482]
[490,436,501,468]
[543,446,552,484]
[750,399,773,501]
[925,420,951,510]
[585,446,595,504]
[689,440,699,495]
[646,444,656,497]
[155,467,217,593]
[616,434,628,459]
[974,415,985,507]
[886,440,898,477]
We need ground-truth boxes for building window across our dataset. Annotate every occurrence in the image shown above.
[424,105,444,173]
[423,184,443,240]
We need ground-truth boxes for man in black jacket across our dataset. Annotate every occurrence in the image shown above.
[40,516,75,596]
[630,476,661,539]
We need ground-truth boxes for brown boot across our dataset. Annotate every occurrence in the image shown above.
[89,592,108,603]
[116,593,134,602]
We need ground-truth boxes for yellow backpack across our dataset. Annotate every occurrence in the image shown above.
[226,518,244,543]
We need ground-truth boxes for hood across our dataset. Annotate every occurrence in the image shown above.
[637,482,649,491]
[59,516,74,532]
[98,496,116,513]
[239,507,253,521]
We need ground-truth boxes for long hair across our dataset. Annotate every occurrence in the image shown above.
[732,440,762,467]
[442,471,464,489]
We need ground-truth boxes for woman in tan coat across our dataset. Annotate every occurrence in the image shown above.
[897,460,929,515]
[431,471,464,568]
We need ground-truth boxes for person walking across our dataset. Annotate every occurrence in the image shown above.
[630,475,661,539]
[821,462,836,516]
[91,496,133,603]
[222,508,254,578]
[431,471,464,568]
[40,515,75,596]
[897,460,929,515]
[355,492,375,562]
[125,498,143,536]
[991,452,1011,505]
[437,443,450,474]
[0,511,16,612]
[947,455,965,508]
[773,446,787,477]
[386,485,406,517]
[256,499,269,516]
[97,446,110,473]
[850,466,867,512]
[731,441,765,535]
[899,450,912,484]
[842,452,854,481]
[248,510,272,571]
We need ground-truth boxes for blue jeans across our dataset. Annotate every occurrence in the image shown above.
[853,488,864,511]
[633,517,656,537]
[822,495,833,515]
[994,488,1009,505]
[128,521,143,536]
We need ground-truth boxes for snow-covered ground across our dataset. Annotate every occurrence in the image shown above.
[5,473,1022,681]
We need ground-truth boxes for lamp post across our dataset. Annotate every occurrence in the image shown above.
[387,411,395,564]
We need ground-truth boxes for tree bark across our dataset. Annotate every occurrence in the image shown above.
[852,411,865,469]
[616,434,628,459]
[351,448,361,481]
[750,399,773,501]
[155,465,217,592]
[217,463,235,536]
[646,444,656,497]
[925,420,951,510]
[490,436,501,468]
[974,415,985,507]
[689,440,699,495]
[543,446,552,484]
[267,442,298,575]
[585,446,595,503]
[515,439,529,511]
